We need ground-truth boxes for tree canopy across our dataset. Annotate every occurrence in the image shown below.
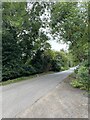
[2,2,88,84]
[2,2,70,81]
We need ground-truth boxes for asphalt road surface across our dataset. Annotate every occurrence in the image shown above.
[1,67,76,118]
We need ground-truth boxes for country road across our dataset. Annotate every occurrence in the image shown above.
[1,67,76,118]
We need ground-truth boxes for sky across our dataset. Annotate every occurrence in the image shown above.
[48,40,69,51]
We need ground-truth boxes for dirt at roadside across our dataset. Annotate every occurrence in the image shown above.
[16,76,88,118]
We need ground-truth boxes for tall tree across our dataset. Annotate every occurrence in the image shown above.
[50,2,88,63]
[2,2,51,80]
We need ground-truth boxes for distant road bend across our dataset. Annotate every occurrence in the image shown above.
[2,67,76,118]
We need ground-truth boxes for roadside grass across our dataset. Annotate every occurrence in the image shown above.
[69,73,90,93]
[0,71,55,86]
[63,74,88,97]
[69,73,84,89]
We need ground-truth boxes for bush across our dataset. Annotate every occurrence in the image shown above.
[2,49,70,81]
[51,60,61,72]
[77,65,88,89]
[71,60,89,90]
[22,65,36,76]
[2,64,36,81]
[70,79,84,88]
[74,67,79,74]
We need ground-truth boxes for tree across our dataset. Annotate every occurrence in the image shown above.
[2,2,52,80]
[50,2,88,63]
[2,2,79,81]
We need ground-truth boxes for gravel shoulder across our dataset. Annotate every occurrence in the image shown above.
[16,76,88,118]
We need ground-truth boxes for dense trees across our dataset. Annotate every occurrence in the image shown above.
[51,2,88,64]
[2,2,46,80]
[2,1,88,90]
[2,2,70,81]
[50,2,88,90]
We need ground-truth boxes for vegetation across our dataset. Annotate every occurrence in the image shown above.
[0,71,54,86]
[2,2,70,81]
[2,2,89,91]
[50,2,89,90]
[70,60,89,90]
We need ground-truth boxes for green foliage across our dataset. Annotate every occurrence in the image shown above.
[2,2,78,81]
[70,79,84,88]
[51,50,69,71]
[2,2,48,81]
[51,2,88,63]
[71,60,89,90]
[31,49,69,73]
[50,2,88,91]
[77,64,88,88]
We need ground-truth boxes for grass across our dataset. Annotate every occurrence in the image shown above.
[0,71,55,86]
[69,73,90,91]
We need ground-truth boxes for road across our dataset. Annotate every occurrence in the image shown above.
[1,67,76,118]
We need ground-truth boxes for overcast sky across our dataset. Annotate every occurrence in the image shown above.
[48,40,69,51]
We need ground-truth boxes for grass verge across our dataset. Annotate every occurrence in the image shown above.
[0,71,55,86]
